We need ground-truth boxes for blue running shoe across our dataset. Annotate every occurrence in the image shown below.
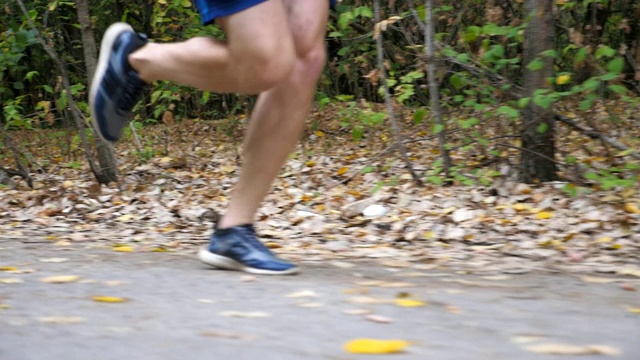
[89,23,148,142]
[198,225,299,275]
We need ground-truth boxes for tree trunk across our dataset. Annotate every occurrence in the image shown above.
[76,0,119,184]
[521,0,558,183]
[425,0,451,176]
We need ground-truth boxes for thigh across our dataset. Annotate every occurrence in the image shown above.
[283,0,331,56]
[216,0,294,58]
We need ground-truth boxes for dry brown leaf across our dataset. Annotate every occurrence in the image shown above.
[39,316,85,324]
[524,343,621,356]
[365,314,393,323]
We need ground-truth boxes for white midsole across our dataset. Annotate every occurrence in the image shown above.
[89,22,133,142]
[197,247,299,275]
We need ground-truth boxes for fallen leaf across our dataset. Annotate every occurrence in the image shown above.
[344,338,409,354]
[394,299,426,307]
[364,314,393,323]
[0,304,9,310]
[38,258,69,263]
[580,276,618,284]
[445,305,462,314]
[347,296,390,305]
[329,261,356,269]
[628,308,640,314]
[343,309,371,316]
[0,266,17,271]
[39,316,85,324]
[524,343,621,356]
[296,302,323,308]
[620,284,637,292]
[117,214,136,222]
[285,290,318,298]
[200,331,247,339]
[219,311,271,318]
[623,202,640,214]
[536,211,553,219]
[617,266,640,278]
[197,299,216,304]
[41,275,80,284]
[92,296,128,303]
[112,246,134,252]
[0,278,23,284]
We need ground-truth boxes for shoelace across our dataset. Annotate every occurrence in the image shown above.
[235,226,272,252]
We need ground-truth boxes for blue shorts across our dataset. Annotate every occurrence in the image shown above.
[193,0,337,25]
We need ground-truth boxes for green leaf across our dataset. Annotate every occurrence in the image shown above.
[574,48,588,64]
[24,71,39,81]
[433,124,444,134]
[607,85,627,94]
[413,108,427,124]
[497,105,520,118]
[606,57,624,74]
[526,58,545,71]
[449,73,467,90]
[361,166,375,174]
[595,46,616,59]
[518,97,531,108]
[536,123,549,133]
[463,26,482,43]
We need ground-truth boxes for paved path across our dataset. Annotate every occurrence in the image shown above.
[1,239,639,360]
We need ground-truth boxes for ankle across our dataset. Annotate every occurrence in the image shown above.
[128,45,153,83]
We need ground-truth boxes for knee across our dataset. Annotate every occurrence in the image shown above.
[294,44,327,86]
[243,38,296,91]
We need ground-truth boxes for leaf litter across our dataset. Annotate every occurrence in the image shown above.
[0,119,639,277]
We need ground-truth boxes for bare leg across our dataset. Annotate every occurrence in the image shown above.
[218,0,329,228]
[129,0,295,94]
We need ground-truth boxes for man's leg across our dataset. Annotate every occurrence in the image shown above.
[197,0,329,274]
[89,0,297,142]
[129,1,296,94]
[217,0,329,229]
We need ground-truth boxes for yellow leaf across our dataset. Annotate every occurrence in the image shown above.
[92,296,128,303]
[0,266,17,271]
[314,130,324,137]
[151,247,168,252]
[337,167,349,176]
[512,203,532,212]
[305,160,316,167]
[41,275,80,284]
[344,339,409,354]
[394,299,426,307]
[117,214,136,222]
[555,74,571,85]
[265,242,282,249]
[0,278,23,284]
[536,211,553,219]
[623,203,640,214]
[597,236,613,243]
[628,308,640,314]
[113,246,134,252]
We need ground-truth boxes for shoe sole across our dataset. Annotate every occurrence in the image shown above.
[89,22,134,143]
[198,247,299,275]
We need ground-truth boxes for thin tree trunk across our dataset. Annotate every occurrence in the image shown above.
[76,0,119,184]
[15,0,110,184]
[521,0,558,183]
[425,0,451,175]
[374,0,422,186]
